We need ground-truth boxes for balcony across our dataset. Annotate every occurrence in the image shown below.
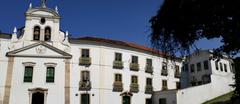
[130,63,139,71]
[130,83,139,93]
[113,61,124,69]
[145,85,153,94]
[79,81,91,91]
[174,72,181,78]
[162,86,168,91]
[161,69,168,76]
[145,65,153,74]
[113,82,123,92]
[79,57,91,66]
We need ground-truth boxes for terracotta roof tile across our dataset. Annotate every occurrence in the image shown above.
[70,36,167,56]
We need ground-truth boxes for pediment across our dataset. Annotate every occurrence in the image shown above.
[26,8,60,18]
[6,42,72,59]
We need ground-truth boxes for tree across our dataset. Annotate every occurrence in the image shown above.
[149,0,240,101]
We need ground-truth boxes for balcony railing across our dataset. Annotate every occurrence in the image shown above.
[130,83,139,93]
[162,86,168,91]
[113,61,124,69]
[145,65,153,74]
[130,63,139,71]
[79,81,91,91]
[161,69,168,76]
[79,57,91,66]
[145,85,153,94]
[113,82,123,92]
[174,72,181,78]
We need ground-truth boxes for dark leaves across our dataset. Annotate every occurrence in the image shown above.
[150,0,240,56]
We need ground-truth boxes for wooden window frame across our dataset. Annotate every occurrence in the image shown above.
[24,66,33,83]
[203,60,209,70]
[81,49,90,58]
[190,64,195,73]
[197,62,201,71]
[46,67,55,83]
[132,56,138,64]
[115,53,122,61]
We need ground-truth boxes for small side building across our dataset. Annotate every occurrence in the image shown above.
[153,50,235,104]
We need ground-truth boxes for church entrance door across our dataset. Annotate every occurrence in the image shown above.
[32,92,44,104]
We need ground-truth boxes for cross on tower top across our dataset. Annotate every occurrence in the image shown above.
[41,0,47,8]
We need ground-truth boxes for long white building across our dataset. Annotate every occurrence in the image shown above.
[0,1,182,104]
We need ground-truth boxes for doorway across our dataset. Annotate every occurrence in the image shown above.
[32,92,44,104]
[122,96,131,104]
[81,94,90,104]
[146,98,152,104]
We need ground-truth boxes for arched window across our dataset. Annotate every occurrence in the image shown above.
[33,26,40,40]
[44,27,51,41]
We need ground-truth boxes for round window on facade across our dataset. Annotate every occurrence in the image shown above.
[40,18,46,24]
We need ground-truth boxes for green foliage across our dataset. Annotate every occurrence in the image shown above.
[150,0,240,56]
[150,0,240,101]
[233,58,240,99]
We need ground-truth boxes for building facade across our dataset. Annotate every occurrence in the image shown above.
[0,2,182,104]
[153,50,235,104]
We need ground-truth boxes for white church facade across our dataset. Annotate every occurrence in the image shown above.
[0,1,183,104]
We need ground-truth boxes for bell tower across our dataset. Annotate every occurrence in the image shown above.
[22,0,61,43]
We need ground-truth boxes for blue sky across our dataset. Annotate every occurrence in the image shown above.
[0,0,222,50]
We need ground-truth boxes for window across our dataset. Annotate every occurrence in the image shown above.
[162,80,168,88]
[176,82,180,89]
[162,62,167,70]
[190,64,195,73]
[146,98,152,104]
[44,27,51,41]
[46,67,55,83]
[113,74,123,92]
[220,63,223,71]
[232,63,235,73]
[33,26,40,40]
[115,53,122,61]
[197,81,202,85]
[82,71,90,82]
[175,65,180,78]
[40,18,46,24]
[146,59,152,66]
[145,58,153,74]
[159,98,166,104]
[197,62,201,71]
[175,65,180,73]
[184,64,189,72]
[131,76,138,84]
[24,66,33,82]
[113,52,123,69]
[224,64,228,72]
[81,49,90,58]
[115,74,122,82]
[215,61,219,70]
[230,63,233,73]
[146,78,152,85]
[132,56,138,63]
[204,60,209,70]
[79,71,91,91]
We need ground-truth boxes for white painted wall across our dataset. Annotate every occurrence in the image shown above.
[154,50,235,104]
[0,4,183,104]
[69,42,181,104]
